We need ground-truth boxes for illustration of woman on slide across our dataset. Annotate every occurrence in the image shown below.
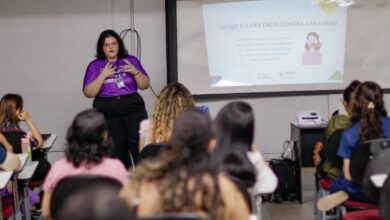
[302,32,322,65]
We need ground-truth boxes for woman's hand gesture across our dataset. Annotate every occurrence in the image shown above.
[100,62,116,79]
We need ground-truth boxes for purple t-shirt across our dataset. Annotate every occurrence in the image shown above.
[83,55,148,97]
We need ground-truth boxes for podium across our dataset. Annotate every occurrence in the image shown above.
[290,122,326,203]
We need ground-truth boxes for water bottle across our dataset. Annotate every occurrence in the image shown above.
[21,132,33,165]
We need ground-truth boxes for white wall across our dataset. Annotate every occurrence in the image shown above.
[1,1,389,162]
[0,0,165,162]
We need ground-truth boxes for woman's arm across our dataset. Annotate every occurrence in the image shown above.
[123,59,150,90]
[343,158,352,181]
[248,151,278,194]
[41,192,52,220]
[19,111,43,148]
[83,62,116,98]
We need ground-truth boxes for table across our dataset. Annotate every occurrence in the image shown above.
[42,134,57,150]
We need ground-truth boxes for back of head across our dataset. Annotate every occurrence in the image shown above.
[213,101,256,188]
[215,101,254,151]
[150,82,195,144]
[343,80,361,105]
[169,109,213,167]
[350,81,387,141]
[133,110,221,217]
[0,93,23,124]
[65,109,113,167]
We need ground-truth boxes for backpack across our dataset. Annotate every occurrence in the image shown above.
[267,159,298,203]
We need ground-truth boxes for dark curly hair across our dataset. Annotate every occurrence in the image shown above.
[350,81,387,141]
[65,109,113,167]
[96,29,128,60]
[213,101,256,188]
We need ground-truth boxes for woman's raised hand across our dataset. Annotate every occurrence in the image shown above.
[100,62,116,79]
[123,59,140,76]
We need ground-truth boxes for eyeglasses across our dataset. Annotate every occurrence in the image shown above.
[103,42,118,48]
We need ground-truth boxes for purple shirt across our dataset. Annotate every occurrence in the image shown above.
[83,55,148,97]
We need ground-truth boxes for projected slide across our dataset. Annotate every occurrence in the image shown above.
[202,0,347,87]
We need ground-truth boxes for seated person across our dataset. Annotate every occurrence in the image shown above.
[41,109,129,220]
[213,101,277,196]
[0,94,49,183]
[121,110,250,220]
[138,82,194,160]
[318,81,390,211]
[314,80,360,181]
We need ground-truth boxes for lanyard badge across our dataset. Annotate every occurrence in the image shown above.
[113,60,125,89]
[115,74,125,88]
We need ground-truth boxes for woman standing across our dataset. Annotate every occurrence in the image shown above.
[83,29,149,168]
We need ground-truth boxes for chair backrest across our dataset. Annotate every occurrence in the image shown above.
[363,148,390,202]
[138,143,165,163]
[140,213,208,220]
[380,177,390,220]
[0,130,24,153]
[350,138,390,186]
[50,175,122,220]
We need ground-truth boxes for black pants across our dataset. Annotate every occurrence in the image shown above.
[93,93,148,168]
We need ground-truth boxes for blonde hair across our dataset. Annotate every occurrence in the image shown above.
[149,82,195,144]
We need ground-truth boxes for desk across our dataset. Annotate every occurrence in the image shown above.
[290,123,326,203]
[42,134,57,150]
[0,171,12,189]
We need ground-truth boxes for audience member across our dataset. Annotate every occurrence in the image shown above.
[213,101,277,195]
[121,109,249,220]
[138,81,194,152]
[318,81,390,211]
[41,109,128,219]
[314,80,361,181]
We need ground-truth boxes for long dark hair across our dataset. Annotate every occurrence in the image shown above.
[213,101,256,188]
[96,29,128,60]
[65,109,113,167]
[132,110,223,220]
[0,94,23,125]
[350,81,387,141]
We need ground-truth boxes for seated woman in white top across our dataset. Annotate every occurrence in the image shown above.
[213,101,277,195]
[41,109,128,220]
[138,82,194,151]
